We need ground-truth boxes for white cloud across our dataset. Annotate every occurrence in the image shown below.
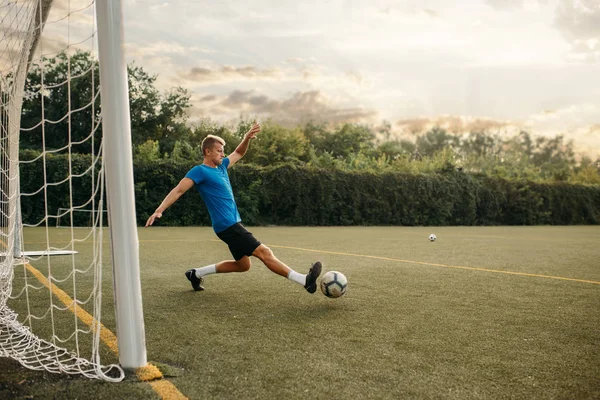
[395,115,516,135]
[526,103,599,131]
[391,112,600,157]
[177,65,283,84]
[149,2,170,11]
[188,89,379,126]
[129,41,213,58]
[6,0,597,155]
[524,104,600,155]
[554,0,600,63]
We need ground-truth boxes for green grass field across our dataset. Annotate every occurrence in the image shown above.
[2,226,599,399]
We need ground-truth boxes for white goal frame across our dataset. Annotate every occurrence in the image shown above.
[95,0,147,371]
[55,208,109,228]
[1,0,147,374]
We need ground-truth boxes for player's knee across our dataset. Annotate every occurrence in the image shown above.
[236,259,251,272]
[254,245,273,261]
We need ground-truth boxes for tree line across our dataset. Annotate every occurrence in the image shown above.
[14,51,600,185]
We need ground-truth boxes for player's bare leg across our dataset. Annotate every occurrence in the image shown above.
[252,244,290,277]
[185,258,250,291]
[253,244,322,293]
[216,257,251,273]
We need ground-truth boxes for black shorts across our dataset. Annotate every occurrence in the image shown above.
[216,223,261,261]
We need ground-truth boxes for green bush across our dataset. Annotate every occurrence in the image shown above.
[19,154,600,227]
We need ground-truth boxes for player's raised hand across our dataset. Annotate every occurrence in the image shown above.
[246,122,261,139]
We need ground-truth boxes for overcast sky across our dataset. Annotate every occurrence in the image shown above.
[29,0,600,156]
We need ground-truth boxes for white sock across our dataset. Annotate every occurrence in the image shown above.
[287,270,306,286]
[194,264,216,278]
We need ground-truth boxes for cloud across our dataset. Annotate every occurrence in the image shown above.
[377,6,441,18]
[36,35,71,56]
[483,0,525,11]
[188,89,378,125]
[47,0,95,27]
[554,0,600,62]
[179,65,283,83]
[525,103,599,130]
[285,57,316,64]
[524,104,600,155]
[149,2,170,11]
[0,5,93,70]
[395,116,515,136]
[129,41,214,58]
[169,60,373,100]
[51,0,93,13]
[198,94,217,102]
[392,112,600,156]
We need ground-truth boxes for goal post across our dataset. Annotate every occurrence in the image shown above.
[1,0,147,379]
[95,0,147,370]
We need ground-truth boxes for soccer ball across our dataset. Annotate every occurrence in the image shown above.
[320,271,348,298]
[428,234,437,242]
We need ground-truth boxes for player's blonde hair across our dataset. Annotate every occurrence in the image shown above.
[201,135,226,155]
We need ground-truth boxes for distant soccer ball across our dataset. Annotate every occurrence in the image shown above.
[429,234,437,242]
[320,271,348,298]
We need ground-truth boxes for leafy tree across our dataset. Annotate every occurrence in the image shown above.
[134,140,161,162]
[152,87,192,156]
[308,123,377,159]
[415,127,460,157]
[301,121,328,145]
[127,67,192,155]
[20,51,102,153]
[19,51,191,155]
[241,121,310,166]
[189,119,241,156]
[171,139,197,162]
[569,156,600,185]
[530,134,575,167]
[502,131,534,163]
[378,139,416,159]
[128,63,161,147]
[461,131,500,158]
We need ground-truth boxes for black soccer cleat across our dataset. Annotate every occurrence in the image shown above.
[185,269,205,291]
[304,261,322,294]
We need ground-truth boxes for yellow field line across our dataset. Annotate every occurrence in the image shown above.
[21,261,187,399]
[23,239,202,244]
[7,240,187,397]
[22,236,598,286]
[148,380,189,400]
[24,264,120,354]
[266,244,600,285]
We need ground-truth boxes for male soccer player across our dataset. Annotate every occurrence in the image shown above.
[145,122,322,293]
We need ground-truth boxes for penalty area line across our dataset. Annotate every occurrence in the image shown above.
[265,244,600,286]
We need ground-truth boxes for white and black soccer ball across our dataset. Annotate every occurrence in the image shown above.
[320,271,348,298]
[428,233,437,242]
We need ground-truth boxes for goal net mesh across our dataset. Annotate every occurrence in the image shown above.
[0,0,124,381]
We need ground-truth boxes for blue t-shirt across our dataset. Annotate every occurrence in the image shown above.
[185,157,241,233]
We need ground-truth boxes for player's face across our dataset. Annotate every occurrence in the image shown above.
[208,144,225,165]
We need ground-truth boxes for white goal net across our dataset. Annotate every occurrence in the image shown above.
[1,0,145,382]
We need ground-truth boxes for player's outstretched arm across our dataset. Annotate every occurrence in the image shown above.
[228,122,261,167]
[145,178,194,227]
